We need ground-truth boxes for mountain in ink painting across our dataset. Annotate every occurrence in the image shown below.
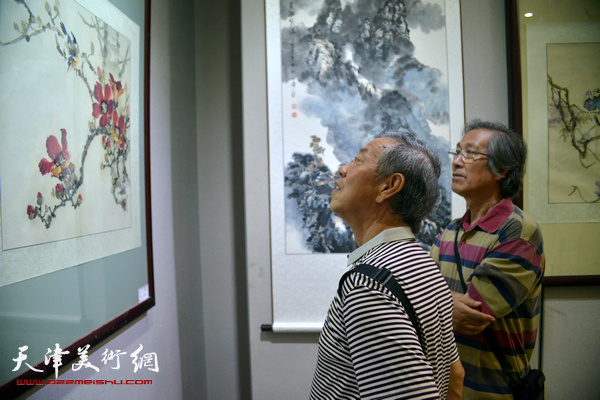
[279,0,453,253]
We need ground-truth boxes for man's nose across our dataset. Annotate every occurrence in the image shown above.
[451,153,463,169]
[338,163,348,177]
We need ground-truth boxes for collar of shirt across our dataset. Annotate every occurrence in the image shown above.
[461,197,514,233]
[347,226,414,266]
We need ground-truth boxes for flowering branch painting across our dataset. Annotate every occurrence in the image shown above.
[547,42,600,204]
[0,0,135,251]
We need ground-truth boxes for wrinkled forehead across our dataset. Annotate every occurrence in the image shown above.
[363,137,400,154]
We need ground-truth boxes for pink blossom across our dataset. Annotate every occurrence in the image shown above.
[27,205,37,220]
[38,129,71,177]
[92,82,113,127]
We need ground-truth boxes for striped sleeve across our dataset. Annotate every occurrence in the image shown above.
[468,238,544,318]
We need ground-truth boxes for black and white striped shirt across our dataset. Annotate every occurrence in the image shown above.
[310,227,459,400]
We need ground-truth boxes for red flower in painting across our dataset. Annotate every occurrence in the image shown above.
[27,205,38,220]
[38,129,71,177]
[92,82,113,127]
[55,183,64,199]
[101,135,112,149]
[112,111,126,150]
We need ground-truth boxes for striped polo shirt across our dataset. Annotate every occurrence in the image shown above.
[430,198,545,400]
[310,227,459,400]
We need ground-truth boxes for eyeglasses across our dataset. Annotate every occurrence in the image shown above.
[448,149,489,164]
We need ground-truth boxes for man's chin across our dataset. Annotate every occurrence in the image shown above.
[329,202,341,215]
[450,183,464,196]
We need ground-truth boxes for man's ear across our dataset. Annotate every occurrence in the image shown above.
[376,173,405,203]
[494,169,508,181]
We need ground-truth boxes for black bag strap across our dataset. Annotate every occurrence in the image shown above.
[453,230,514,378]
[454,229,468,293]
[338,263,425,351]
[483,329,515,377]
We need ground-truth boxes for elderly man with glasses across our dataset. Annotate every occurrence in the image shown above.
[430,119,545,399]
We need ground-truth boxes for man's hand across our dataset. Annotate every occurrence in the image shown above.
[451,291,495,335]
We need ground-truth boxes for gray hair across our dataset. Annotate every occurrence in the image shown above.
[375,130,441,233]
[463,119,527,199]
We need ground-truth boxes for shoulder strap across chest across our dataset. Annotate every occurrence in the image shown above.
[338,263,425,351]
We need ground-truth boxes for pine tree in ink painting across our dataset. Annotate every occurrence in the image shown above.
[285,136,357,253]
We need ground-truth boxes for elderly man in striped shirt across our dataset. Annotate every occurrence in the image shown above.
[310,130,464,400]
[430,120,545,399]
